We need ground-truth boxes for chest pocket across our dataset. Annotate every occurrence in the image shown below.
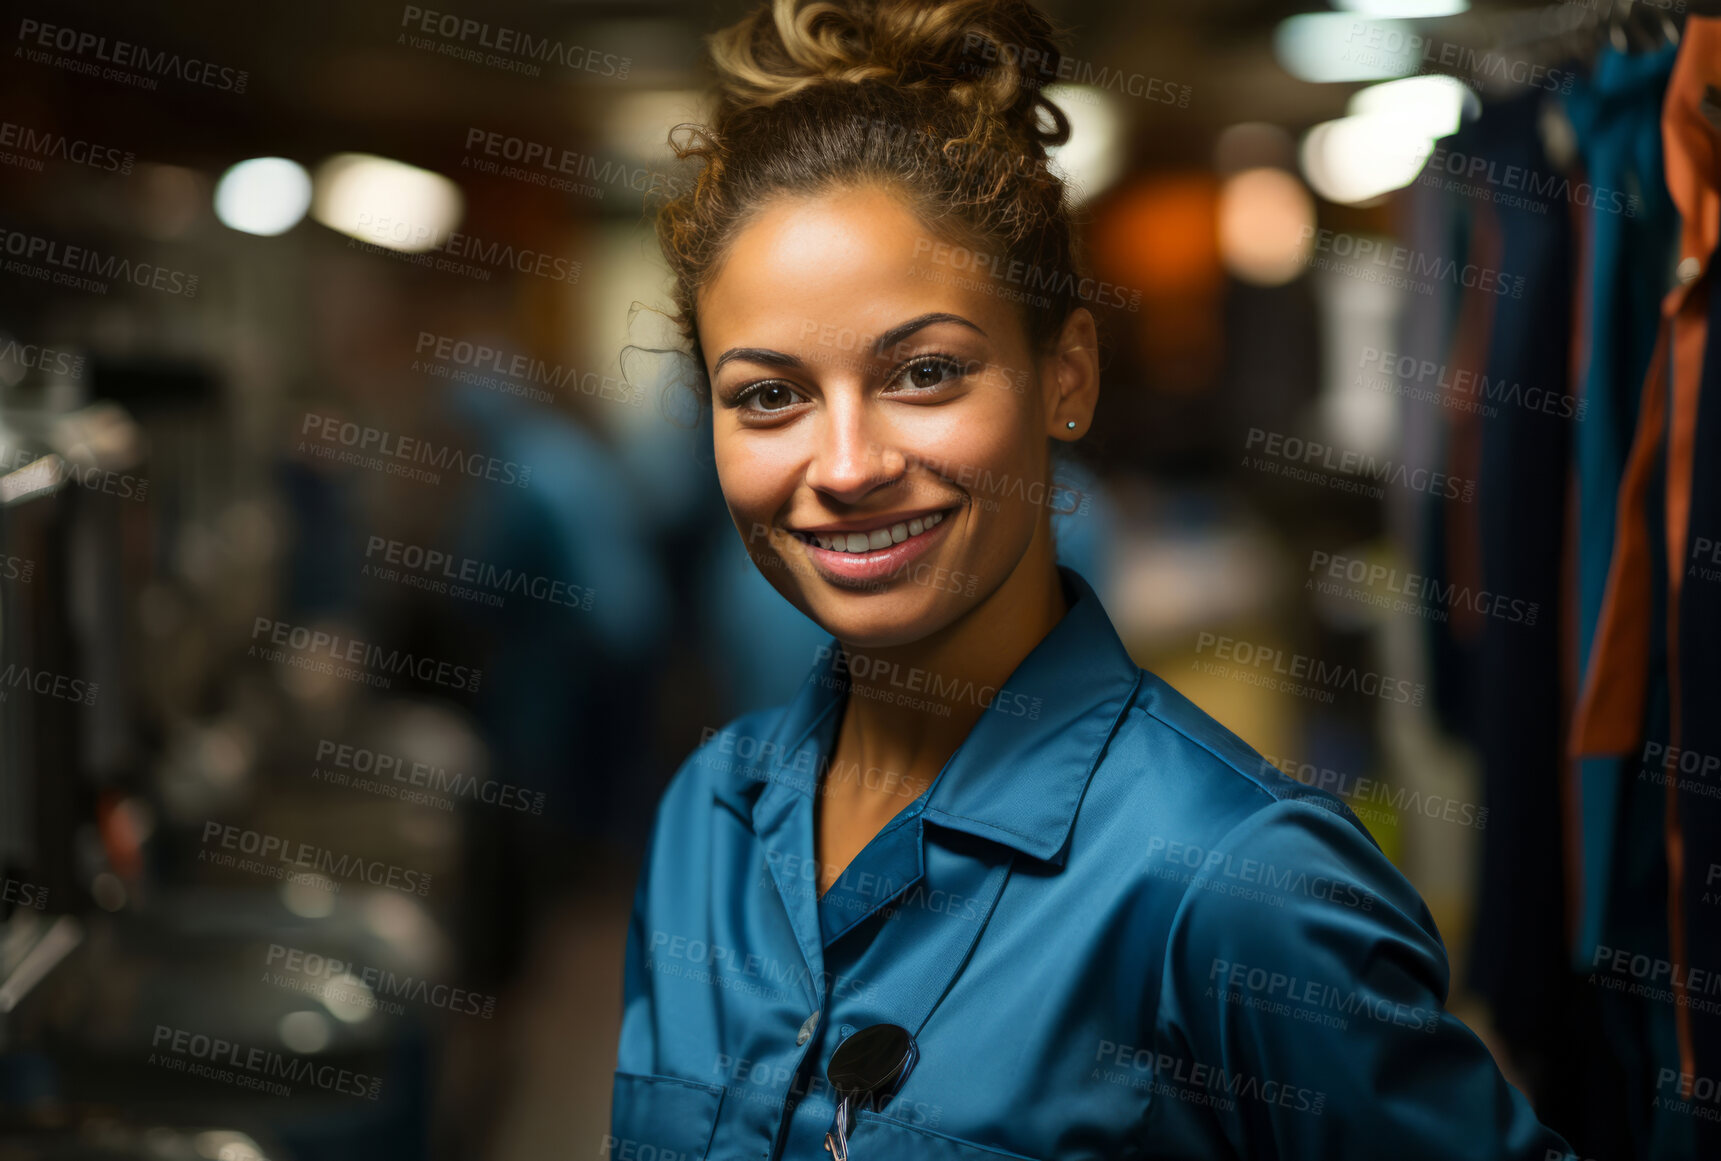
[608,1071,725,1160]
[848,1110,1046,1161]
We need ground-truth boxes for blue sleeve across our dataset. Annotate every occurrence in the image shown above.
[1155,797,1579,1161]
[614,797,663,1081]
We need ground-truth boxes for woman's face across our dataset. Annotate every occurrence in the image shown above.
[696,184,1095,649]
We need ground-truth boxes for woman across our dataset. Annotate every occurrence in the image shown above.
[611,1,1581,1157]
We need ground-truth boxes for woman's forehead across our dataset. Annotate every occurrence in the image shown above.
[697,187,1020,358]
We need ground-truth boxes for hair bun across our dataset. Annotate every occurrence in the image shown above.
[707,0,1071,153]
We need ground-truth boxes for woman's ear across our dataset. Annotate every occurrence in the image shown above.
[1043,307,1099,440]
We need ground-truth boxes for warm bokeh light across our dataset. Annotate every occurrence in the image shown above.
[1301,114,1432,204]
[310,152,463,253]
[1300,76,1471,205]
[1348,74,1474,136]
[1218,166,1318,286]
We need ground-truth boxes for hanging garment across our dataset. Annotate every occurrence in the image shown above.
[1447,89,1597,1149]
[1571,18,1721,1159]
[1559,39,1682,972]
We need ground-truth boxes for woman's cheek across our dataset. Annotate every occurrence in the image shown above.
[715,436,793,519]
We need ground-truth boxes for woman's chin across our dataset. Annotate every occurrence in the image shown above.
[793,592,965,652]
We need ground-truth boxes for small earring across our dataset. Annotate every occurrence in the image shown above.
[1065,420,1077,430]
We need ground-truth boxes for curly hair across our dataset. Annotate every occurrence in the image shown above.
[653,0,1093,397]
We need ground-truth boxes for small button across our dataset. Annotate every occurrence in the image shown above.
[796,1011,820,1046]
[1679,256,1702,285]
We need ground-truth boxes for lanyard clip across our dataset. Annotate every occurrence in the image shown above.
[824,1097,852,1161]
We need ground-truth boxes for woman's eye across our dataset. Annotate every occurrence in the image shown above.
[893,356,966,392]
[741,383,805,411]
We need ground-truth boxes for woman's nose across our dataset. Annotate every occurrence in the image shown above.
[803,398,904,502]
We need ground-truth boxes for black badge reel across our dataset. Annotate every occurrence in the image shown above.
[823,1023,919,1161]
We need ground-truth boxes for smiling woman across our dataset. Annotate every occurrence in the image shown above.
[698,186,1095,645]
[610,1,1583,1159]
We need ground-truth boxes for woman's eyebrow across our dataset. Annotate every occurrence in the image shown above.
[712,346,802,375]
[712,312,988,376]
[871,311,987,356]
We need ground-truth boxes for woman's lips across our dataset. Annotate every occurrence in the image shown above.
[790,508,955,584]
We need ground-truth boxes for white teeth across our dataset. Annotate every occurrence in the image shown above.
[803,510,950,554]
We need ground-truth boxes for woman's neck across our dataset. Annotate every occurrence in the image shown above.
[829,543,1070,795]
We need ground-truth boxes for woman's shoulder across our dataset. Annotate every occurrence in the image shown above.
[1097,667,1446,942]
[1084,667,1418,911]
[1104,668,1370,832]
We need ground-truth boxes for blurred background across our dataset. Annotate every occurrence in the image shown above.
[3,0,1718,1158]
